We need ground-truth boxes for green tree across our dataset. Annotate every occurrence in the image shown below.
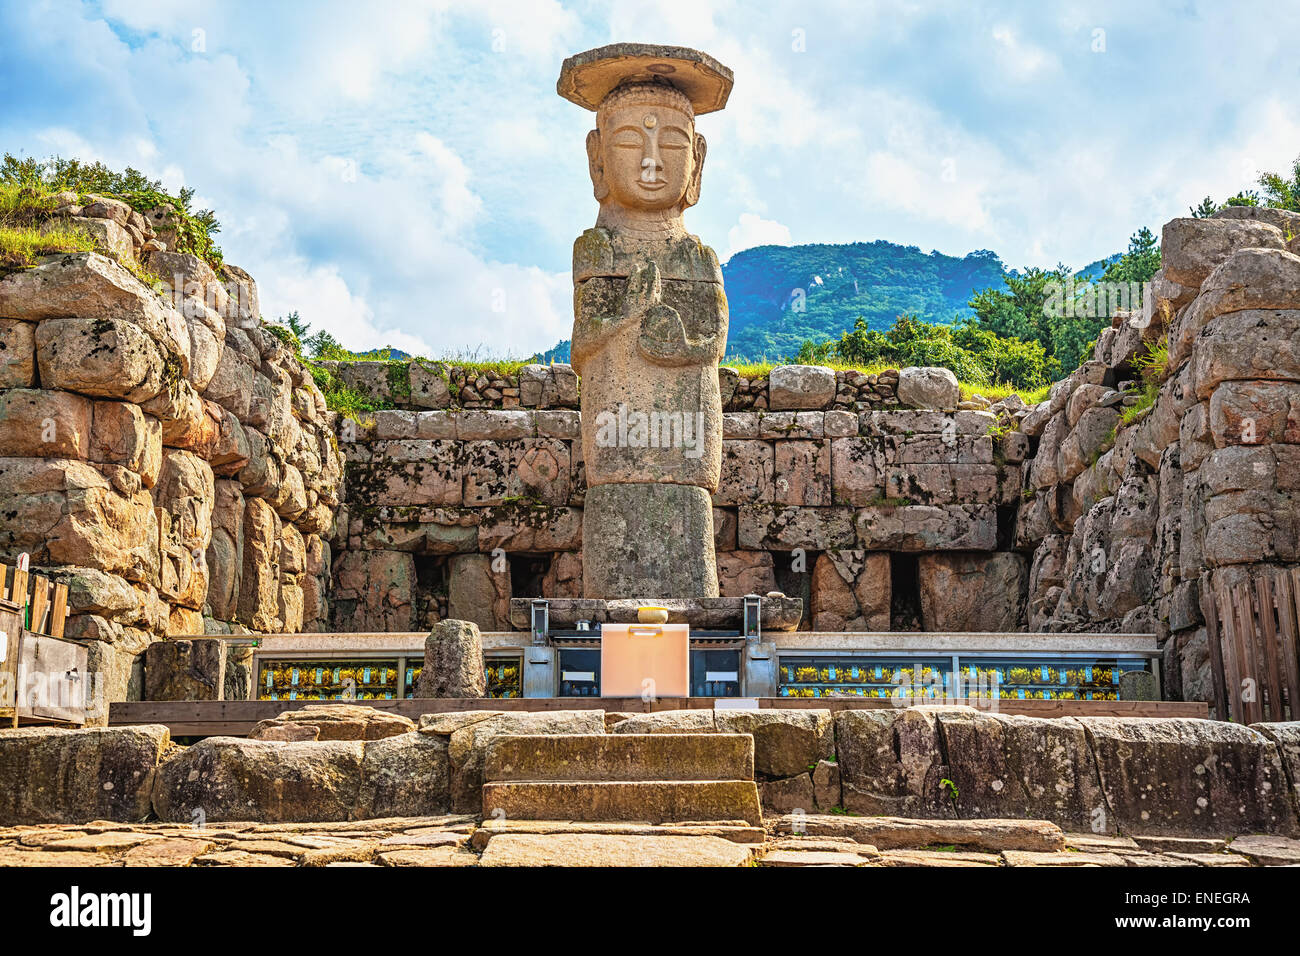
[283,311,309,339]
[1100,227,1161,286]
[1259,154,1300,212]
[808,314,1056,390]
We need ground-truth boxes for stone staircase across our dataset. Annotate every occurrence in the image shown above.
[481,734,763,827]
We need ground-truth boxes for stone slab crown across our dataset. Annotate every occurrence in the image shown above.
[557,42,734,114]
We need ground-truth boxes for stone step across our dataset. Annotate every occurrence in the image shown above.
[482,780,763,826]
[469,819,766,850]
[772,814,1065,852]
[477,832,755,867]
[483,733,754,783]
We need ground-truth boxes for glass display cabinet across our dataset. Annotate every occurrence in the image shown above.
[778,654,1153,700]
[257,654,522,700]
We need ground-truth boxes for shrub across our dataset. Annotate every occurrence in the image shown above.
[0,153,224,271]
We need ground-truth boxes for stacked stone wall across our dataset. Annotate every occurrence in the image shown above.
[332,368,1032,633]
[1017,206,1300,711]
[8,200,1300,715]
[0,207,342,709]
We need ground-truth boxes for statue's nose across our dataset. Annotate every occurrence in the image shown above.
[643,140,663,170]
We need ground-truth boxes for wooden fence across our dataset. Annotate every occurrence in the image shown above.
[1201,568,1300,724]
[1,563,72,728]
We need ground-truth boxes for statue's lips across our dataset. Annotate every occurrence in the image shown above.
[637,180,667,190]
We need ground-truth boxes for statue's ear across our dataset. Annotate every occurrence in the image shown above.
[684,132,707,209]
[586,128,608,201]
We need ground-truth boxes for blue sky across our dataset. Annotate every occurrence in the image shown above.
[3,0,1298,357]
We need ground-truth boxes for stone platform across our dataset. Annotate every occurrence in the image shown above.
[1,816,1292,867]
[12,706,1290,840]
[109,697,1208,738]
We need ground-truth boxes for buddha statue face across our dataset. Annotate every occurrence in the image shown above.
[587,83,706,221]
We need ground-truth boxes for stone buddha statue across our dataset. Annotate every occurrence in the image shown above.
[558,44,733,599]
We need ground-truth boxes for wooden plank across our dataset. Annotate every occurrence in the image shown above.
[1217,580,1243,722]
[0,601,19,728]
[28,577,48,637]
[1200,574,1229,721]
[10,568,27,630]
[49,582,67,640]
[1280,570,1300,721]
[1232,581,1263,725]
[109,696,1208,737]
[1255,575,1285,721]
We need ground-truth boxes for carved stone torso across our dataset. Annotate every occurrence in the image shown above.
[572,226,727,490]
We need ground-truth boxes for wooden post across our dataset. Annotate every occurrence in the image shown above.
[1200,573,1229,721]
[28,576,49,637]
[11,567,27,631]
[1254,575,1285,721]
[1232,581,1263,725]
[1280,570,1300,721]
[50,582,68,639]
[1218,580,1243,722]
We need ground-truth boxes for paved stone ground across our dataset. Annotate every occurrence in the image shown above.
[1,816,1296,866]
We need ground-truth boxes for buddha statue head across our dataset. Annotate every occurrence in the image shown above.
[585,81,705,235]
[558,45,732,240]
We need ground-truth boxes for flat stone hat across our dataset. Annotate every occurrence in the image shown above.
[557,42,734,114]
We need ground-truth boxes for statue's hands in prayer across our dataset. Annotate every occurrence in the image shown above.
[624,262,689,365]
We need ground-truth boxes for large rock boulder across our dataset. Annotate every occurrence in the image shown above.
[935,711,1110,832]
[767,365,836,410]
[415,619,486,698]
[0,457,160,584]
[35,316,167,403]
[1160,216,1287,289]
[445,555,510,631]
[0,388,92,458]
[918,552,1026,631]
[810,550,890,630]
[356,732,450,817]
[0,252,183,344]
[1079,717,1296,835]
[248,704,415,741]
[145,639,226,700]
[0,725,170,824]
[712,708,834,778]
[855,503,996,551]
[1174,248,1300,365]
[1251,721,1300,792]
[897,366,960,410]
[833,708,955,817]
[152,737,364,823]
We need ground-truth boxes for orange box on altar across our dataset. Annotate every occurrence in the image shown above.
[599,623,690,698]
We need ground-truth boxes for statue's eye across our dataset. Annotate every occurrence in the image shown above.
[611,130,643,149]
[659,130,690,151]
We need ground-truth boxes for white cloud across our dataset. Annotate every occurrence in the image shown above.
[990,25,1054,79]
[725,213,793,260]
[7,0,1300,357]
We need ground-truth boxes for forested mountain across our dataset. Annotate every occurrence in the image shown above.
[719,241,1008,361]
